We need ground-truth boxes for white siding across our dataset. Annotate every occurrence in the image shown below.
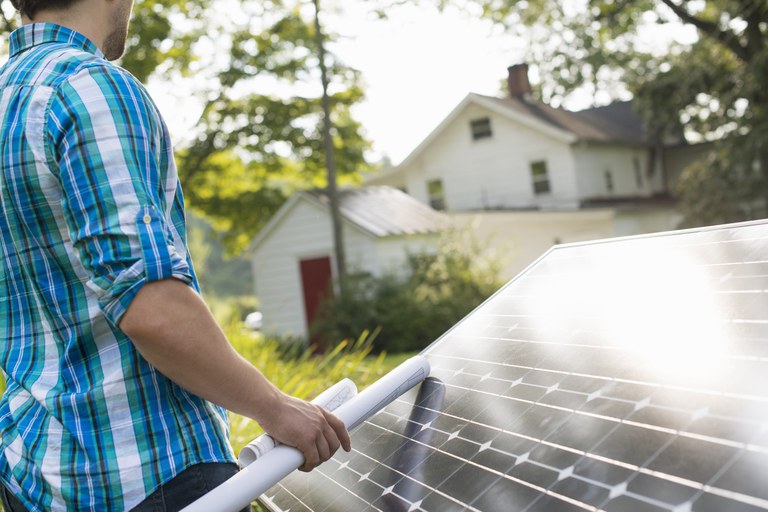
[450,210,616,280]
[399,104,580,211]
[252,200,334,338]
[374,235,439,277]
[573,144,653,200]
[449,207,681,281]
[614,207,682,237]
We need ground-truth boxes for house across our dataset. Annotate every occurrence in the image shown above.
[366,64,707,277]
[249,186,447,340]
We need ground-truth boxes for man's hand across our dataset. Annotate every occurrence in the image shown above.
[261,394,351,472]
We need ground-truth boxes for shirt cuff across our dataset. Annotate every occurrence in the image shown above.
[95,206,194,327]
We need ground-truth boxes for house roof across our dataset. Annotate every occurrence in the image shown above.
[249,186,447,253]
[479,96,649,146]
[308,186,448,237]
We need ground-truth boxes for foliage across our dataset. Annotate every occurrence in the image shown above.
[0,0,206,81]
[312,228,504,353]
[187,212,255,299]
[675,140,767,227]
[223,320,409,512]
[0,0,373,255]
[424,0,768,227]
[174,2,372,253]
[121,0,209,83]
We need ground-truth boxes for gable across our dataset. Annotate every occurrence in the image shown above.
[402,93,576,169]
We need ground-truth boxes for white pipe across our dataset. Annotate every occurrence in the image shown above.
[238,378,357,467]
[181,355,431,512]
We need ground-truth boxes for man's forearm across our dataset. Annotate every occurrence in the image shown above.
[118,278,352,471]
[118,278,280,423]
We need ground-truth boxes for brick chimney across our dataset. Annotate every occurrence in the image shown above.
[507,63,532,98]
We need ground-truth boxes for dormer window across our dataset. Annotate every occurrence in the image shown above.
[427,179,446,210]
[530,160,551,195]
[605,169,614,192]
[470,117,492,140]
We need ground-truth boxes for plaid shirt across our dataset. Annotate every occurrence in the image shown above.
[0,24,234,511]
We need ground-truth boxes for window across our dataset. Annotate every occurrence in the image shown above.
[633,156,643,188]
[605,170,614,192]
[427,179,446,210]
[530,160,551,195]
[470,117,492,140]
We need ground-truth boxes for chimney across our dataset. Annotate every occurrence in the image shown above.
[507,63,532,98]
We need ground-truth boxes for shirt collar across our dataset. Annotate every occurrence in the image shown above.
[9,22,104,59]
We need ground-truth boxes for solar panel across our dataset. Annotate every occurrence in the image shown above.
[260,220,768,512]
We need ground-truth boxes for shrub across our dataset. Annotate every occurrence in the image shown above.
[312,228,504,353]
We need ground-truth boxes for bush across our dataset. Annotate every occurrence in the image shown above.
[312,228,504,353]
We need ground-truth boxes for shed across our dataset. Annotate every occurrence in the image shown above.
[250,186,448,340]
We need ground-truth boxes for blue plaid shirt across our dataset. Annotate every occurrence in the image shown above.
[0,24,234,511]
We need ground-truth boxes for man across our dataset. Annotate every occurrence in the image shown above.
[0,1,351,510]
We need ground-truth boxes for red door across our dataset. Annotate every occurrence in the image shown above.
[299,256,334,340]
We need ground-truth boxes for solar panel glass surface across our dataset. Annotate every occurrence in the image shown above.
[261,220,768,512]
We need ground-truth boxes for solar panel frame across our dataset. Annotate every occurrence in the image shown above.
[260,219,768,512]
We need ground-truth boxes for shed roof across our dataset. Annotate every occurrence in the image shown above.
[308,186,448,237]
[249,186,447,254]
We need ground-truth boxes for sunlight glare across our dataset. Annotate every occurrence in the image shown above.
[594,245,727,381]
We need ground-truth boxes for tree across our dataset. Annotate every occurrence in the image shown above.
[1,0,207,80]
[428,0,768,227]
[174,2,371,253]
[1,0,372,254]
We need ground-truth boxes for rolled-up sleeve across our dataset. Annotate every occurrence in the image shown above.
[47,63,193,327]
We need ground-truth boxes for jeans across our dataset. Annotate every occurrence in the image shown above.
[0,484,25,512]
[0,462,249,512]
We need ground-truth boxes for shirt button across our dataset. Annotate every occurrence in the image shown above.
[143,214,152,224]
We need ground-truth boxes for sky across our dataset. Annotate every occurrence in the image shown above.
[1,1,697,166]
[323,3,528,164]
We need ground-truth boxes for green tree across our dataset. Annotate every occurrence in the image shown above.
[426,0,767,227]
[1,0,206,79]
[1,0,372,254]
[175,2,371,253]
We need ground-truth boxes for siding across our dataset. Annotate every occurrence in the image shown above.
[573,144,653,200]
[400,103,580,211]
[252,200,333,337]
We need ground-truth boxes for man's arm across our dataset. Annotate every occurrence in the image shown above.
[118,278,351,472]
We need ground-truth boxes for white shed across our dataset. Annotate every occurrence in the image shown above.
[249,186,447,340]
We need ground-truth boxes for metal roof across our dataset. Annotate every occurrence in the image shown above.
[308,186,448,238]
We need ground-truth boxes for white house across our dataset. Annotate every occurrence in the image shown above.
[365,64,706,278]
[249,186,447,340]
